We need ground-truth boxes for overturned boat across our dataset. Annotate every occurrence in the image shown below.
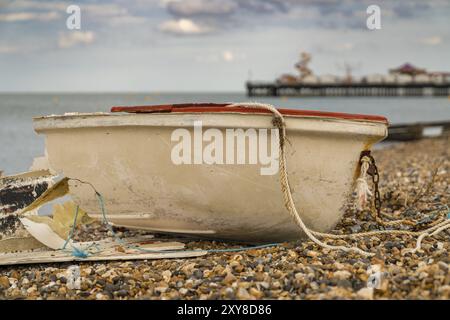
[33,103,388,242]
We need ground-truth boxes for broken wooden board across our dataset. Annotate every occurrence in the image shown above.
[0,170,54,215]
[0,170,55,251]
[0,237,207,266]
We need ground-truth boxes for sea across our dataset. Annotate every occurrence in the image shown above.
[1,92,449,176]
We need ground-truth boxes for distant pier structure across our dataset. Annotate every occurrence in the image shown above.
[247,54,450,97]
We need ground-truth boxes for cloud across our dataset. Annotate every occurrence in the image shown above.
[161,0,293,36]
[5,1,128,16]
[0,11,60,22]
[195,50,246,63]
[83,3,128,17]
[58,31,95,48]
[107,15,147,26]
[2,1,136,22]
[167,0,237,16]
[160,0,449,35]
[392,2,431,18]
[420,35,442,46]
[5,0,68,11]
[222,50,234,62]
[159,18,212,35]
[234,0,290,14]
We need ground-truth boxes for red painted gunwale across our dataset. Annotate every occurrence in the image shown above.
[111,103,388,123]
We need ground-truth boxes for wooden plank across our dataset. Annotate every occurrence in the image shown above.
[0,249,207,266]
[0,238,206,266]
[0,236,45,253]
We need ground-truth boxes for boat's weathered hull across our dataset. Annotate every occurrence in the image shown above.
[34,111,387,242]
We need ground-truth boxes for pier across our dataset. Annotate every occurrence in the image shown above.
[248,54,450,97]
[246,81,450,97]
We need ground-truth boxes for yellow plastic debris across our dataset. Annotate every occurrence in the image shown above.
[28,201,95,239]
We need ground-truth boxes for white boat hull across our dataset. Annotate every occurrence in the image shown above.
[34,108,387,242]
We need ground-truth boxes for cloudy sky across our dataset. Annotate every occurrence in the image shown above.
[0,0,449,92]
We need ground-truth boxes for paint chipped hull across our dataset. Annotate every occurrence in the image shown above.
[0,170,53,215]
[33,107,388,242]
[0,170,54,238]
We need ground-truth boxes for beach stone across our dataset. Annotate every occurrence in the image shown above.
[179,288,188,295]
[116,289,128,297]
[236,287,251,299]
[96,293,107,300]
[26,286,37,294]
[438,262,448,272]
[58,287,67,296]
[162,270,172,282]
[193,269,203,279]
[260,282,270,289]
[337,280,352,289]
[0,276,10,289]
[155,286,167,294]
[333,270,352,280]
[307,251,319,258]
[105,283,119,293]
[357,287,374,300]
[249,287,264,299]
[223,273,236,284]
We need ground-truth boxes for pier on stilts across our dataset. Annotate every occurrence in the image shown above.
[248,53,450,97]
[246,82,450,97]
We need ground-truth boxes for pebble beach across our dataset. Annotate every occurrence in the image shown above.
[0,137,449,300]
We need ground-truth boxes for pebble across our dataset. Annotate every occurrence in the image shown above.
[223,273,237,284]
[236,287,251,299]
[179,288,188,295]
[333,270,352,280]
[0,276,10,289]
[357,287,374,300]
[162,270,172,282]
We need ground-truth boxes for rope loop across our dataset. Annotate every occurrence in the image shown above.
[227,102,450,257]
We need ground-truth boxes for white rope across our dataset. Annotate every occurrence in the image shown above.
[227,102,450,257]
[402,221,450,255]
[355,157,372,211]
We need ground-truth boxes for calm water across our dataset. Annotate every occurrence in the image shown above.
[1,93,449,175]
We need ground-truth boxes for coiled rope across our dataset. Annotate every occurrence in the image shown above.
[227,102,450,257]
